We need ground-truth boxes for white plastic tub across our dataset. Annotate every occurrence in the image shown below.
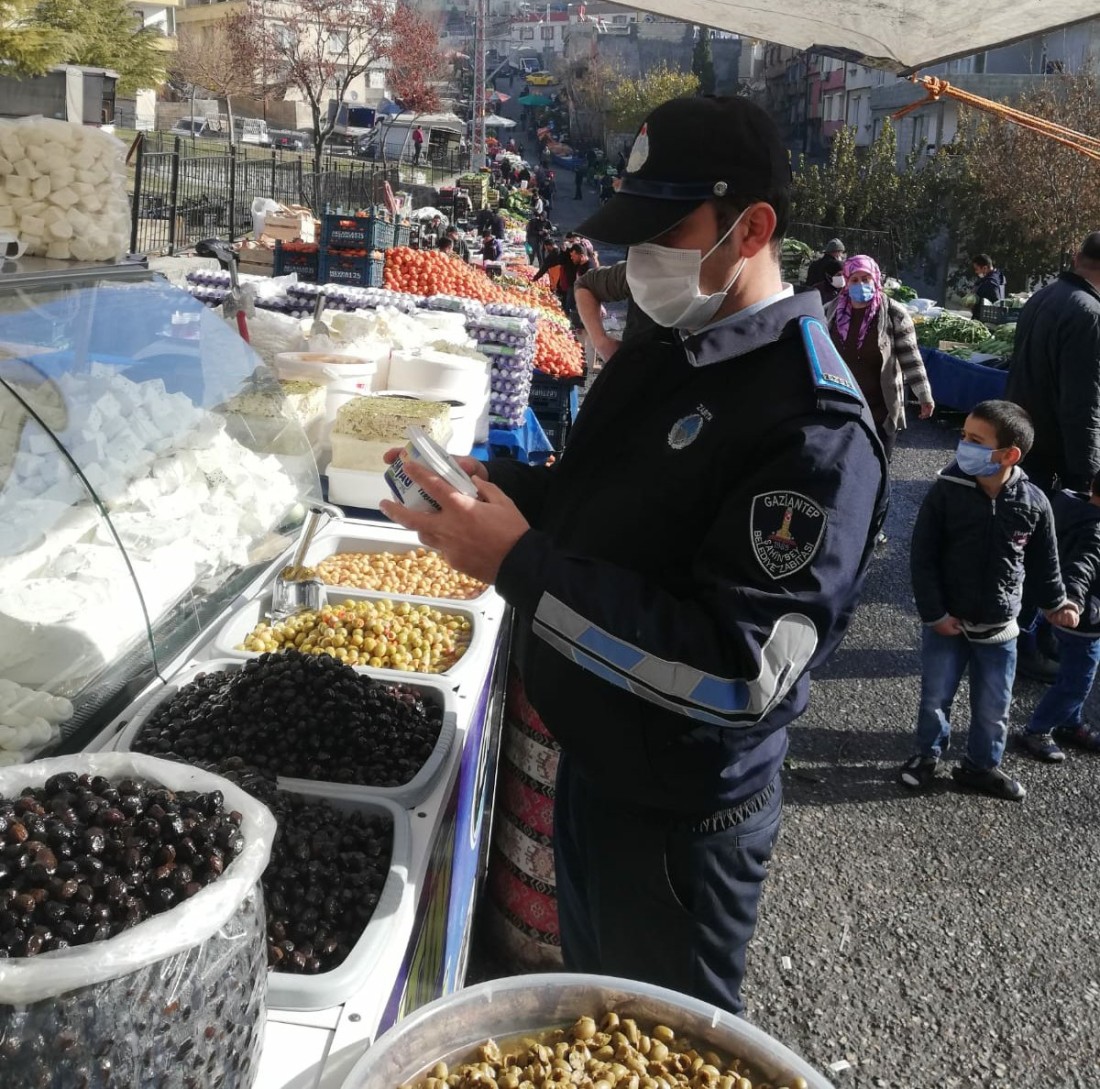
[115,658,458,808]
[388,348,490,406]
[302,530,495,610]
[212,589,488,688]
[267,789,413,1013]
[326,465,394,511]
[342,974,834,1089]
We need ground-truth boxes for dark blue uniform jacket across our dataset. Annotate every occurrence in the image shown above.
[487,292,888,814]
[1049,489,1100,636]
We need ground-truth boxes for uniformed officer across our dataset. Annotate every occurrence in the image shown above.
[380,96,889,1014]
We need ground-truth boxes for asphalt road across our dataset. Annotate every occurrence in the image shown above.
[742,412,1100,1087]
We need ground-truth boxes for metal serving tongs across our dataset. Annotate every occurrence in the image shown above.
[269,502,343,621]
[195,237,252,343]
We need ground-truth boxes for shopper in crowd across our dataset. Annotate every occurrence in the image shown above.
[437,235,456,255]
[1018,470,1100,762]
[444,226,470,262]
[380,96,887,1016]
[970,253,1006,319]
[562,243,593,326]
[826,255,934,461]
[599,172,615,204]
[1006,232,1100,494]
[412,125,425,165]
[573,164,585,200]
[480,232,503,262]
[901,400,1077,801]
[532,240,566,300]
[564,232,598,268]
[476,206,495,236]
[804,253,845,305]
[805,238,846,288]
[526,213,551,266]
[574,260,653,364]
[490,208,506,240]
[539,171,556,213]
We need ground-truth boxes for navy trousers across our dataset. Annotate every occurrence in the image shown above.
[553,754,782,1015]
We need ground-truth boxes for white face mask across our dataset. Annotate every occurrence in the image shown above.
[625,209,748,332]
[831,274,845,289]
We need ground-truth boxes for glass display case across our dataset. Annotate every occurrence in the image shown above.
[0,258,322,756]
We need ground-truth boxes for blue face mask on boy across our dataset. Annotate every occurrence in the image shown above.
[849,282,876,304]
[956,439,1003,477]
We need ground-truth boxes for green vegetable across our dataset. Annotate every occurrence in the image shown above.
[885,284,917,303]
[916,314,990,349]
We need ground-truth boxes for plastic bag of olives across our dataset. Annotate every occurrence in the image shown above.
[0,752,276,1088]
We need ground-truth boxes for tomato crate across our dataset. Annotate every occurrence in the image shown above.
[273,241,319,281]
[319,249,385,287]
[321,213,396,250]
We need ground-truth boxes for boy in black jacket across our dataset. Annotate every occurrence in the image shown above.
[900,400,1078,800]
[1019,471,1100,761]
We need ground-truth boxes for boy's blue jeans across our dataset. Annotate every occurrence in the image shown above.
[915,627,1016,770]
[1026,628,1100,734]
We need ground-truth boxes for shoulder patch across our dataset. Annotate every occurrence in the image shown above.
[750,490,828,580]
[799,316,864,403]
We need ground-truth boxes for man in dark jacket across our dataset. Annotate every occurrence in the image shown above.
[805,238,846,290]
[380,96,888,1016]
[1006,233,1100,492]
[971,253,1006,319]
[1020,473,1100,761]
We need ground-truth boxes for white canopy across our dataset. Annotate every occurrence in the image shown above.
[624,3,1100,71]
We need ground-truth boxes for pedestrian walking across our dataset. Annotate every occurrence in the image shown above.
[573,165,585,200]
[380,95,888,1015]
[901,400,1078,801]
[412,125,424,165]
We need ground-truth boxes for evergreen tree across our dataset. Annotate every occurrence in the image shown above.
[691,28,716,96]
[0,0,71,76]
[34,0,165,94]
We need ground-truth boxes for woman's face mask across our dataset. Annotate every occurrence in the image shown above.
[831,274,845,289]
[625,208,749,332]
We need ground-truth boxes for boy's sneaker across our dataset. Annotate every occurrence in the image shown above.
[898,755,939,788]
[1018,731,1066,763]
[1052,724,1100,752]
[951,763,1027,801]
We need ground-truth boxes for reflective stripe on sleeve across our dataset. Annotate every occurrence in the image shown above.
[532,593,819,726]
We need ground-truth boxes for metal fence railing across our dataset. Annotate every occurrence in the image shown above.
[129,135,472,255]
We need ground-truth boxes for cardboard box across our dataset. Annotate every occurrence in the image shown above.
[237,241,274,266]
[238,260,273,278]
[260,204,317,244]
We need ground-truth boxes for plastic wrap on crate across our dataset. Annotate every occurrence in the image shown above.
[267,791,413,1011]
[421,295,486,318]
[0,752,274,1088]
[115,659,460,809]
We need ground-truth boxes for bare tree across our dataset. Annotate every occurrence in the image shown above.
[252,0,397,171]
[170,15,260,139]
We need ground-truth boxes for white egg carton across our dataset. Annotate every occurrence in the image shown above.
[114,658,457,809]
[211,588,488,688]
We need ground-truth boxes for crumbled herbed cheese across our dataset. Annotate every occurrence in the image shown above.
[334,396,450,443]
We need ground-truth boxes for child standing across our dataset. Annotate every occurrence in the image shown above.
[900,400,1078,800]
[1019,471,1100,761]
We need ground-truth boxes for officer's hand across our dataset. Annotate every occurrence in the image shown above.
[932,616,964,636]
[919,401,935,420]
[378,458,528,584]
[382,447,489,482]
[1047,605,1080,630]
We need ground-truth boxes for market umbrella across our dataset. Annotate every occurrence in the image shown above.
[518,94,554,108]
[483,115,517,129]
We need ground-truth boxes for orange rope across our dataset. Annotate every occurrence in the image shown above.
[893,75,1100,162]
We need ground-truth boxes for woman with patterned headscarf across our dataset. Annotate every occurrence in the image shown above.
[826,254,935,460]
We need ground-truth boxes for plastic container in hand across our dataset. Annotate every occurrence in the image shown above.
[341,973,834,1089]
[384,427,479,513]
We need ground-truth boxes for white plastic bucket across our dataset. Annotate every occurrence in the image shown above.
[388,349,490,406]
[374,389,483,455]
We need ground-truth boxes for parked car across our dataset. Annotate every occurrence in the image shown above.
[270,129,310,152]
[169,116,272,147]
[526,71,557,87]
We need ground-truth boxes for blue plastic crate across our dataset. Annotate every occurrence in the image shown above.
[273,242,319,282]
[395,222,411,248]
[321,213,395,250]
[319,250,385,287]
[920,347,1008,413]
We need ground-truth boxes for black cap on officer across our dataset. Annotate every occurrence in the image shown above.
[577,96,792,246]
